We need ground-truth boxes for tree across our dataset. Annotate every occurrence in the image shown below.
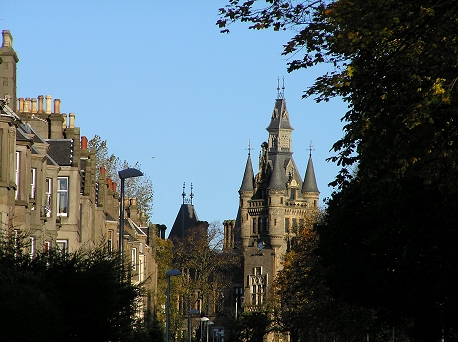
[274,216,382,341]
[173,222,240,316]
[155,234,175,333]
[89,135,154,218]
[0,232,145,342]
[218,0,458,340]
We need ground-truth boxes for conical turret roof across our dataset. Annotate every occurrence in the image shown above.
[302,156,319,193]
[268,154,285,190]
[240,154,254,192]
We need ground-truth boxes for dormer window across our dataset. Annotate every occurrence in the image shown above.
[290,188,296,200]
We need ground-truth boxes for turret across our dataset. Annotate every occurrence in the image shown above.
[239,151,254,247]
[302,153,320,208]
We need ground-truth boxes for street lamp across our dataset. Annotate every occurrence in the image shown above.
[200,316,209,342]
[166,269,182,342]
[189,309,200,342]
[235,287,244,319]
[118,167,143,259]
[207,321,214,342]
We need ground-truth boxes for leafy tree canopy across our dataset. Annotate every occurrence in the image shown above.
[219,0,458,340]
[89,135,154,219]
[0,232,145,342]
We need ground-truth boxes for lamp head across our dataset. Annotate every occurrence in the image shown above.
[119,167,143,179]
[166,269,182,277]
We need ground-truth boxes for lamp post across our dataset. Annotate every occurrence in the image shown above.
[207,321,214,342]
[200,316,209,342]
[118,168,143,260]
[166,269,182,342]
[235,287,243,319]
[189,309,200,342]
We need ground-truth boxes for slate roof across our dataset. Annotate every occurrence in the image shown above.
[46,139,73,166]
[266,98,294,131]
[168,204,199,241]
[127,218,147,236]
[16,125,32,142]
[302,156,319,193]
[240,154,254,192]
[267,153,303,191]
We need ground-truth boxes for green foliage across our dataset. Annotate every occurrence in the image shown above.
[0,232,145,342]
[172,222,240,316]
[89,134,154,219]
[274,216,377,341]
[237,312,270,342]
[219,0,458,340]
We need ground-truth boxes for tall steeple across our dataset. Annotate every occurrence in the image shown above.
[266,98,294,154]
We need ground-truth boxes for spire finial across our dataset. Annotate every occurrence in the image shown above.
[277,76,285,99]
[308,140,315,157]
[182,182,186,204]
[190,183,194,205]
[246,139,253,156]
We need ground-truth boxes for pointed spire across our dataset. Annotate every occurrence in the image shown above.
[182,182,186,204]
[267,81,293,154]
[268,155,285,190]
[267,98,293,131]
[277,76,285,99]
[302,153,319,193]
[240,153,254,192]
[190,183,194,205]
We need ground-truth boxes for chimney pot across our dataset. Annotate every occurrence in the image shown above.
[38,95,44,113]
[23,98,31,113]
[112,182,117,192]
[45,95,52,114]
[54,99,61,114]
[100,166,106,174]
[2,30,13,48]
[31,98,37,113]
[107,178,113,189]
[18,98,24,112]
[69,113,75,128]
[81,136,88,150]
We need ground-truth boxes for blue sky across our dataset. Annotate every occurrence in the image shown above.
[3,1,346,233]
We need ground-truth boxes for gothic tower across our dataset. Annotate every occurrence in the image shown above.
[227,90,320,312]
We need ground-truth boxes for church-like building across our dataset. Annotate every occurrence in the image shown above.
[224,88,320,312]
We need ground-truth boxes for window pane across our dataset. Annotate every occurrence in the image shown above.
[58,192,68,213]
[59,178,68,190]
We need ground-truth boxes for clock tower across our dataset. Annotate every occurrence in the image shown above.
[224,90,320,322]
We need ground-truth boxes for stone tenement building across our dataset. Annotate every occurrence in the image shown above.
[0,30,157,318]
[224,89,320,315]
